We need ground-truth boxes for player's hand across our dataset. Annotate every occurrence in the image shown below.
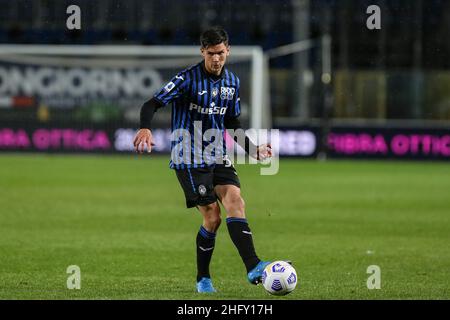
[256,143,272,161]
[133,129,155,154]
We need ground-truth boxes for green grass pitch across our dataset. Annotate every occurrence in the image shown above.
[0,154,449,299]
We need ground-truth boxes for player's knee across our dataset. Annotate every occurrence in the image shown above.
[201,202,220,213]
[205,215,222,231]
[224,194,245,213]
[200,203,222,230]
[203,212,221,231]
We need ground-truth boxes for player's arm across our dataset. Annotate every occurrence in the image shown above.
[224,116,272,160]
[133,98,164,153]
[133,72,186,154]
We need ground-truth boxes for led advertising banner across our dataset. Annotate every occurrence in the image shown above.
[326,127,450,160]
[0,124,317,157]
[0,123,449,160]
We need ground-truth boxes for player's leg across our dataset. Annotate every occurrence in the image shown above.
[213,165,270,284]
[195,202,221,291]
[215,184,260,270]
[174,167,219,292]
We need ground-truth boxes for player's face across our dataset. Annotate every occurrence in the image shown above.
[201,42,230,75]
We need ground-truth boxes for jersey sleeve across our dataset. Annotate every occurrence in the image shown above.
[226,76,241,118]
[153,72,188,106]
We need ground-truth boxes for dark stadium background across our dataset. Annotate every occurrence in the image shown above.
[1,0,449,159]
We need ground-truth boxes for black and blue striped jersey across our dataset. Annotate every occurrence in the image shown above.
[153,61,241,169]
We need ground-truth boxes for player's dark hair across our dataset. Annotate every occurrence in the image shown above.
[200,26,229,48]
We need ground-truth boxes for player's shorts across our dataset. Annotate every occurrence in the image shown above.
[175,164,241,208]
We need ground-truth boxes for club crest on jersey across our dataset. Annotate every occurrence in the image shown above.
[198,184,207,196]
[220,87,235,100]
[212,87,219,98]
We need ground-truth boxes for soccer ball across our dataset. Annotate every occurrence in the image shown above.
[261,261,298,296]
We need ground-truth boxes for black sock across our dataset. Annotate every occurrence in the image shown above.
[226,217,260,273]
[196,226,216,282]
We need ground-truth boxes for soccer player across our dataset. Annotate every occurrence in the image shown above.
[133,26,272,293]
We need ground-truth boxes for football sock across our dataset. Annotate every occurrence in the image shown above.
[226,217,260,273]
[196,225,216,282]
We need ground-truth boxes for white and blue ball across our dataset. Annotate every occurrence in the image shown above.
[261,261,298,296]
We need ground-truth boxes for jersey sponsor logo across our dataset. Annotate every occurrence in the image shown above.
[189,102,226,115]
[220,87,235,100]
[164,81,175,93]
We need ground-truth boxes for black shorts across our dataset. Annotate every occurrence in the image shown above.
[175,164,241,208]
